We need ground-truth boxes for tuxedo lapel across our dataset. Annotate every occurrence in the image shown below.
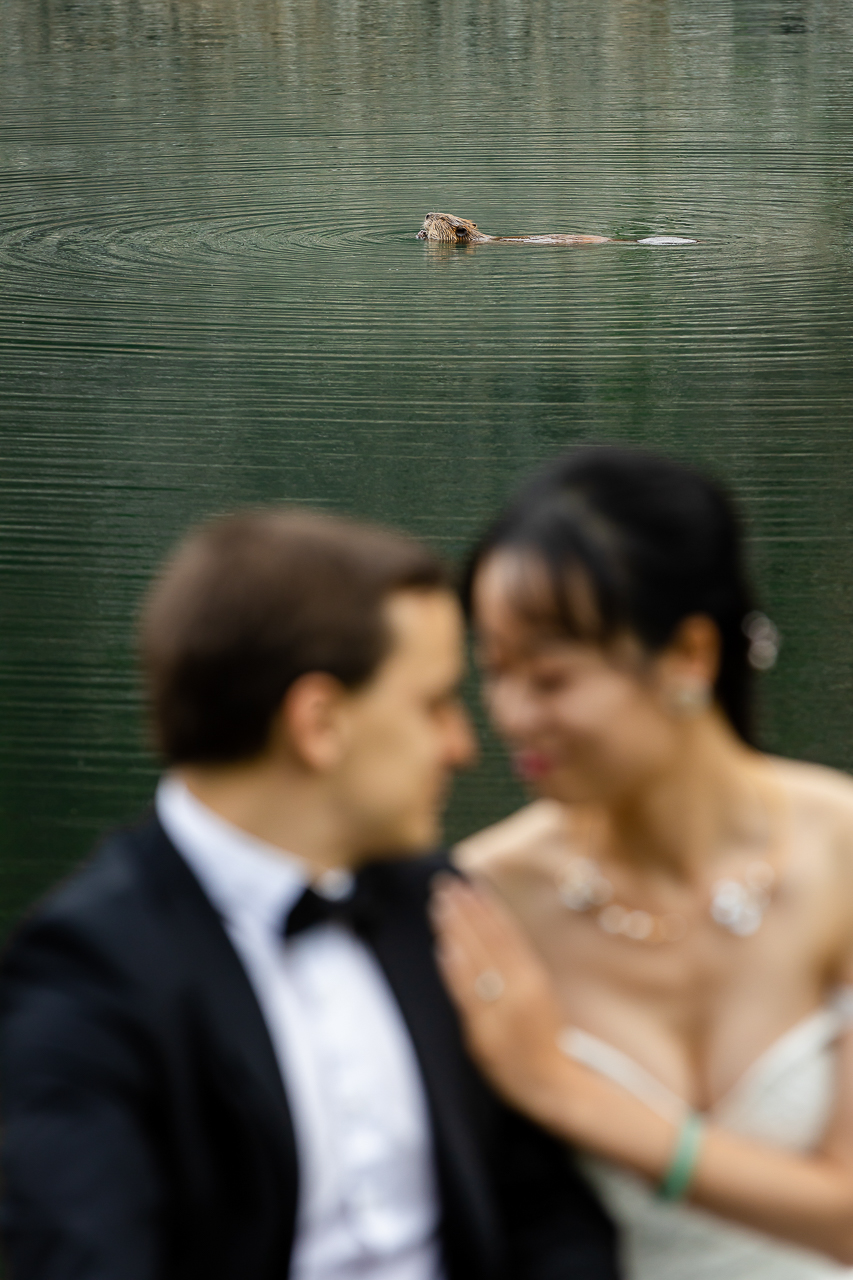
[119,826,503,1278]
[122,817,300,1255]
[357,861,504,1280]
[3,817,617,1280]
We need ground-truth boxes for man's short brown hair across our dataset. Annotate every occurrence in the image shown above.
[140,509,448,765]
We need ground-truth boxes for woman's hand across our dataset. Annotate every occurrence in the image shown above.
[430,874,569,1120]
[430,875,853,1263]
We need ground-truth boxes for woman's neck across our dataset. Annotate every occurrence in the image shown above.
[601,714,771,882]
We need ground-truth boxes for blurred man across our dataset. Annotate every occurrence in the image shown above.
[0,510,618,1280]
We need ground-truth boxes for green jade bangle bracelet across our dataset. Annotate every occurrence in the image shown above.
[656,1111,705,1201]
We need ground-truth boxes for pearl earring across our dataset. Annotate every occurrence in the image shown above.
[668,680,711,716]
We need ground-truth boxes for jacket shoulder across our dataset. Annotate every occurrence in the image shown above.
[1,815,185,990]
[359,848,455,909]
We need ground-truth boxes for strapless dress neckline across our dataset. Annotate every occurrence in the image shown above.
[563,988,853,1279]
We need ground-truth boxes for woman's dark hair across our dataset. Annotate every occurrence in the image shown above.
[462,447,758,743]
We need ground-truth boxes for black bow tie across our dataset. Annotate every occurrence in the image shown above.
[283,880,380,940]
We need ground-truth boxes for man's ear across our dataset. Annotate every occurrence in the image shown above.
[272,672,351,773]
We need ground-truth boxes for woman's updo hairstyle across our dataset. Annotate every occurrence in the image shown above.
[462,446,760,744]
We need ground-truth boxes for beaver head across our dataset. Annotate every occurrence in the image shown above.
[416,212,487,243]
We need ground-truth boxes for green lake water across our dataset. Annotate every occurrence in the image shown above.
[1,0,853,932]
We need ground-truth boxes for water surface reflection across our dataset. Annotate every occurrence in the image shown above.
[1,0,852,930]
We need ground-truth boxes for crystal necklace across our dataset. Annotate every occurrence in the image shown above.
[557,852,777,944]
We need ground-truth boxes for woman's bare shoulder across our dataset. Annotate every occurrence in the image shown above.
[454,799,570,878]
[770,759,853,967]
[768,756,853,886]
[770,754,853,821]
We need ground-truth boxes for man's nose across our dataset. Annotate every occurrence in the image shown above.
[447,706,478,769]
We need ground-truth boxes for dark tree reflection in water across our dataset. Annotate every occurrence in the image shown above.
[1,0,853,931]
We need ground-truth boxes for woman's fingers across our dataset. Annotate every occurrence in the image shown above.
[430,873,570,1118]
[465,882,534,962]
[430,880,493,1008]
[430,875,556,1032]
[433,933,477,1014]
[432,875,540,980]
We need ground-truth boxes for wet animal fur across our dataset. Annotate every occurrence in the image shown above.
[416,211,610,245]
[416,211,695,247]
[417,213,490,243]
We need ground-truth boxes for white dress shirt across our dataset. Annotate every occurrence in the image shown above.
[156,777,444,1280]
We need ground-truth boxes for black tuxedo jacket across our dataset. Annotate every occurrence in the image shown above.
[0,815,619,1280]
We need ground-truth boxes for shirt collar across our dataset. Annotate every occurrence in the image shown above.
[156,775,312,932]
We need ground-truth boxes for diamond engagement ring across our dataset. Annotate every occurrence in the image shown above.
[474,969,505,1002]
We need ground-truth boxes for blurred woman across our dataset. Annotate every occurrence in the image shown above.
[433,446,853,1278]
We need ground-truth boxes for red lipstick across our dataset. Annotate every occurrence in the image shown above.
[512,751,554,781]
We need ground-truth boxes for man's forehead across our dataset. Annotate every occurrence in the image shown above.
[383,589,464,667]
[384,587,461,629]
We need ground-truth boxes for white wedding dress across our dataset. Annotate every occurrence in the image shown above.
[562,989,853,1279]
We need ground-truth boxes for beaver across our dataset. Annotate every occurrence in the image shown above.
[416,211,695,246]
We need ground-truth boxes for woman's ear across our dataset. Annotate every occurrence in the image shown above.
[272,672,350,772]
[657,615,721,716]
[673,614,721,681]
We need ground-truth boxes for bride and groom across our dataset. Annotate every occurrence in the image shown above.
[0,506,617,1280]
[5,446,853,1280]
